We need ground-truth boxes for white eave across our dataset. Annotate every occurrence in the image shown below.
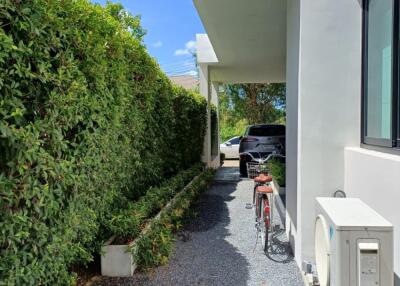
[194,0,287,83]
[196,34,218,64]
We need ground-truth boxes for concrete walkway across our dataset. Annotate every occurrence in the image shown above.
[96,167,303,286]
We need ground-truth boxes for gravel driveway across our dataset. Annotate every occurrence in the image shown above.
[95,167,303,286]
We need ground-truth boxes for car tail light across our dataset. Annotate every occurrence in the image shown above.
[242,136,259,143]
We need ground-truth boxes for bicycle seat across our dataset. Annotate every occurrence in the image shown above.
[254,174,272,183]
[256,185,273,194]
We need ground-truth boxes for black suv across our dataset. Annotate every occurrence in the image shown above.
[239,124,285,176]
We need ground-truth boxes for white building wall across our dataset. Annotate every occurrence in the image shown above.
[285,0,301,264]
[296,0,362,263]
[345,147,400,284]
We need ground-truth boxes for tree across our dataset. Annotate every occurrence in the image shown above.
[219,83,286,141]
[105,2,146,41]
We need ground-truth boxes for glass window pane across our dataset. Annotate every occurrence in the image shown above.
[366,0,393,140]
[248,125,285,137]
[230,137,240,144]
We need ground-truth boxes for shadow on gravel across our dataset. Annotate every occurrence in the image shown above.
[265,228,294,264]
[213,166,241,182]
[184,193,234,233]
[96,180,250,286]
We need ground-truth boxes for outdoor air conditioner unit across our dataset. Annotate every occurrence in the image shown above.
[315,197,393,286]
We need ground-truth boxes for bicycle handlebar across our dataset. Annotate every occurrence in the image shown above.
[239,151,285,164]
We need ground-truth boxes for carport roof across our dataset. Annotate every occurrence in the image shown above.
[194,0,287,83]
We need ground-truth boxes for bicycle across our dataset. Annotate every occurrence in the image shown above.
[240,151,286,252]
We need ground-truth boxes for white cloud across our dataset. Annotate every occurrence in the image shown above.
[152,41,163,48]
[185,40,196,50]
[174,40,196,56]
[174,49,190,56]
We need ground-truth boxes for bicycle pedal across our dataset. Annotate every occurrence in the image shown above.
[245,203,253,209]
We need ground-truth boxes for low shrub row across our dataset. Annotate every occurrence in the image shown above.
[105,163,204,244]
[0,1,207,285]
[134,168,216,269]
[267,158,286,186]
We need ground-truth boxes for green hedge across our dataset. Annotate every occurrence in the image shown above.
[0,1,207,285]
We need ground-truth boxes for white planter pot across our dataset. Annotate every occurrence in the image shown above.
[271,180,286,223]
[273,180,285,196]
[101,236,136,277]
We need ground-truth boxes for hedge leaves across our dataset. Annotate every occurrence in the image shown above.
[0,1,207,285]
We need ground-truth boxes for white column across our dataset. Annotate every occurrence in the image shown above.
[199,63,211,166]
[199,63,220,169]
[209,81,220,168]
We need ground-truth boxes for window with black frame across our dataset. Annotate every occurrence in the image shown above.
[362,0,399,147]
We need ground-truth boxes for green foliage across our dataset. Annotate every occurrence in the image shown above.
[219,83,286,141]
[171,88,207,172]
[267,158,286,186]
[134,222,174,268]
[135,169,215,269]
[0,1,207,285]
[105,164,204,243]
[220,118,248,142]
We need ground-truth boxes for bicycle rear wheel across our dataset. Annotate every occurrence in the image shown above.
[261,196,270,252]
[255,191,261,220]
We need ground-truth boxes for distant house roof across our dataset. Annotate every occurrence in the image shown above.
[169,75,199,90]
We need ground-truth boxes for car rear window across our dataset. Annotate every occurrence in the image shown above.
[248,125,285,137]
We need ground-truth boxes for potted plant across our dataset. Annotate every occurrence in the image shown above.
[268,158,286,195]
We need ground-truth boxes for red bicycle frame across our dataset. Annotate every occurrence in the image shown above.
[263,197,271,228]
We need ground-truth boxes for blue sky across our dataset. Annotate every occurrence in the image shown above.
[93,0,205,77]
